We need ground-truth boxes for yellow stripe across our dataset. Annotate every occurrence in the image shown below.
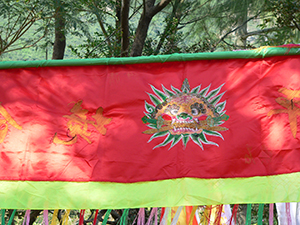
[50,210,59,225]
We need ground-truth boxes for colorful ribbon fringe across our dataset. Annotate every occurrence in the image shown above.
[0,203,299,224]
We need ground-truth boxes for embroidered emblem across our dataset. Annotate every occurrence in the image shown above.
[142,79,229,149]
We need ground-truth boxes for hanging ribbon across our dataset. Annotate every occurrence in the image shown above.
[8,209,16,225]
[160,207,170,225]
[257,204,264,225]
[146,208,155,225]
[93,210,99,225]
[26,210,31,225]
[119,209,129,225]
[167,208,172,225]
[245,204,252,225]
[61,209,70,225]
[131,212,138,225]
[22,210,31,225]
[286,203,292,225]
[188,206,197,225]
[78,209,85,225]
[50,209,59,225]
[170,206,183,225]
[200,206,211,225]
[44,210,49,225]
[1,209,5,225]
[137,208,145,225]
[229,204,239,225]
[102,209,112,225]
[214,205,223,225]
[154,207,158,225]
[269,203,274,225]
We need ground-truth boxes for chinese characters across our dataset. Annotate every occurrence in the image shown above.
[0,103,22,143]
[52,100,112,145]
[267,88,300,138]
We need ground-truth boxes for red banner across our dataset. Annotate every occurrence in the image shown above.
[0,55,300,184]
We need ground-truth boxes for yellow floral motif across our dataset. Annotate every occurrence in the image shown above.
[267,88,300,138]
[0,103,22,143]
[53,100,111,145]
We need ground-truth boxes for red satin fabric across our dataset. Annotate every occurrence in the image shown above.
[0,56,300,182]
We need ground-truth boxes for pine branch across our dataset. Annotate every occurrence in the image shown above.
[211,12,261,52]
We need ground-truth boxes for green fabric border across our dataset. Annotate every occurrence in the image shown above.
[1,172,300,209]
[0,47,299,70]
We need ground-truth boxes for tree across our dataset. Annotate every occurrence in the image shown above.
[267,0,300,31]
[130,0,172,56]
[69,0,173,58]
[50,0,93,59]
[0,0,48,56]
[52,0,67,59]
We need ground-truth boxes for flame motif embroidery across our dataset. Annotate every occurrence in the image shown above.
[142,79,229,150]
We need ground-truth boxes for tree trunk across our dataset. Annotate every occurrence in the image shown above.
[52,0,66,60]
[130,14,152,57]
[115,0,121,57]
[130,0,172,56]
[121,0,130,57]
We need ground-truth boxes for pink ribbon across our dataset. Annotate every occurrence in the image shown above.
[286,202,292,225]
[269,204,274,225]
[43,210,49,225]
[137,208,145,225]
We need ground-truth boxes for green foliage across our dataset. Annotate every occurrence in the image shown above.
[1,0,300,61]
[267,0,300,30]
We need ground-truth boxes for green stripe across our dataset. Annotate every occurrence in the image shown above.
[7,209,16,225]
[257,204,264,225]
[1,209,5,224]
[102,209,112,225]
[1,172,300,209]
[246,204,252,225]
[0,47,299,69]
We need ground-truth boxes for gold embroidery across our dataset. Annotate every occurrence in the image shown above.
[92,107,112,135]
[0,103,22,143]
[53,100,111,145]
[268,88,300,138]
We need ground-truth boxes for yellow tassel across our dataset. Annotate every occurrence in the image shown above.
[61,210,70,225]
[188,206,197,225]
[200,206,212,225]
[50,210,59,225]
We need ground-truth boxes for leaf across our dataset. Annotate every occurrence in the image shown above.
[181,78,190,93]
[190,85,201,94]
[203,129,223,139]
[148,93,161,105]
[148,130,169,143]
[215,101,226,113]
[199,132,218,146]
[206,84,224,100]
[210,92,225,106]
[151,85,167,101]
[190,134,204,150]
[169,135,181,149]
[153,133,175,149]
[145,101,155,114]
[162,84,175,97]
[171,85,181,94]
[182,134,189,147]
[199,84,211,97]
